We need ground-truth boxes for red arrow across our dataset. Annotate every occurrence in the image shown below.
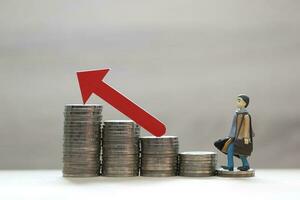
[77,69,166,137]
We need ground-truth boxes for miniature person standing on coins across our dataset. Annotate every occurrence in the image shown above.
[214,94,254,171]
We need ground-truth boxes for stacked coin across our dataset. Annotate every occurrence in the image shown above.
[179,151,217,177]
[102,120,140,177]
[140,136,179,177]
[63,104,102,177]
[216,168,255,177]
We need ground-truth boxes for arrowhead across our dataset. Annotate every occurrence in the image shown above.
[77,69,110,104]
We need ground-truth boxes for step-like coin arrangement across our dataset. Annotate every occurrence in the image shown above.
[101,120,140,177]
[178,151,217,177]
[63,104,102,177]
[62,104,224,178]
[140,136,179,177]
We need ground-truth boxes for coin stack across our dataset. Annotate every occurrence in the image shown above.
[216,168,255,177]
[140,136,179,177]
[178,151,217,177]
[63,104,102,177]
[102,120,140,177]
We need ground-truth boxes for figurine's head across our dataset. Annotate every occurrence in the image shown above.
[236,94,250,109]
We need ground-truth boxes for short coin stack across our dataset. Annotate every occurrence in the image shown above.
[179,151,217,177]
[216,168,255,177]
[140,136,178,177]
[102,120,140,177]
[63,104,102,177]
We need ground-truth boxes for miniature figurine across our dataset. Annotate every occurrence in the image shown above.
[214,94,254,171]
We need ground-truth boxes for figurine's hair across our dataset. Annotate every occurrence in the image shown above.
[238,94,250,107]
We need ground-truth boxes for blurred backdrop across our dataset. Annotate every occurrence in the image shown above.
[0,0,300,169]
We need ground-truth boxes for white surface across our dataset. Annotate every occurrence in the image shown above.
[0,170,299,200]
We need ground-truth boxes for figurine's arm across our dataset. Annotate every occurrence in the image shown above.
[243,115,251,144]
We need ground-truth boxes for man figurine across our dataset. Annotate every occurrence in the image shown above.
[214,94,254,171]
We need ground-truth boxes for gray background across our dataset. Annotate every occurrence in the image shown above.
[0,0,299,169]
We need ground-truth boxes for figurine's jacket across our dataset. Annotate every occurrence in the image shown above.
[229,109,251,141]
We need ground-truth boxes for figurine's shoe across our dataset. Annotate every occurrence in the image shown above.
[221,165,234,171]
[237,166,250,171]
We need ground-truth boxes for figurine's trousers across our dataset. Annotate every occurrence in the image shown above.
[227,143,249,168]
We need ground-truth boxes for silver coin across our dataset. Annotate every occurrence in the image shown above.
[102,154,138,158]
[103,127,135,131]
[179,151,216,157]
[63,150,99,153]
[63,135,100,139]
[64,108,102,112]
[64,110,102,114]
[104,119,134,123]
[63,160,100,164]
[102,172,138,177]
[64,127,100,131]
[102,162,139,166]
[65,104,102,108]
[64,111,102,115]
[142,160,177,164]
[180,160,217,165]
[179,167,215,172]
[101,168,138,172]
[63,151,100,155]
[140,141,179,145]
[102,152,138,156]
[64,120,101,123]
[63,159,100,163]
[63,144,100,151]
[179,172,215,177]
[103,156,139,160]
[141,147,179,151]
[141,166,177,170]
[63,171,100,175]
[64,117,102,121]
[63,169,100,174]
[140,136,178,139]
[63,173,100,177]
[63,145,99,149]
[63,169,100,172]
[179,157,217,161]
[141,151,178,155]
[103,149,139,154]
[64,136,100,140]
[179,168,215,172]
[102,143,138,147]
[64,120,102,123]
[102,138,139,142]
[64,130,100,134]
[63,139,100,143]
[63,164,100,168]
[63,170,100,174]
[103,149,139,153]
[65,113,102,117]
[141,154,178,159]
[102,163,139,167]
[103,130,137,134]
[140,170,177,177]
[64,128,100,132]
[179,164,216,169]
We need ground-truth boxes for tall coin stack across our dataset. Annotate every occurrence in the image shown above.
[102,120,140,177]
[178,151,217,177]
[63,104,102,177]
[140,136,179,177]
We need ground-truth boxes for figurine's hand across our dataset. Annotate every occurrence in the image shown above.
[244,138,250,144]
